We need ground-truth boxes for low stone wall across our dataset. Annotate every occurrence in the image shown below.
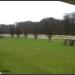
[64,38,75,46]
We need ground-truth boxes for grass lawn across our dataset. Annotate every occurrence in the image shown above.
[0,37,75,74]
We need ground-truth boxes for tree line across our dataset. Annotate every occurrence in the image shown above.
[0,12,75,42]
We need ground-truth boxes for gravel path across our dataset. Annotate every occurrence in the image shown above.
[1,34,75,39]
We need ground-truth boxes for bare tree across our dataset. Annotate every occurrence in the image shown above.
[40,17,55,42]
[8,24,16,38]
[32,22,40,40]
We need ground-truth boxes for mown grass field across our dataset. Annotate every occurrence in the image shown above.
[0,37,75,74]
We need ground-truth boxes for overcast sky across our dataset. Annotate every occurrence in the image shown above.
[0,1,75,24]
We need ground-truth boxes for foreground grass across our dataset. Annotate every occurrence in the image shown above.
[0,37,75,74]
